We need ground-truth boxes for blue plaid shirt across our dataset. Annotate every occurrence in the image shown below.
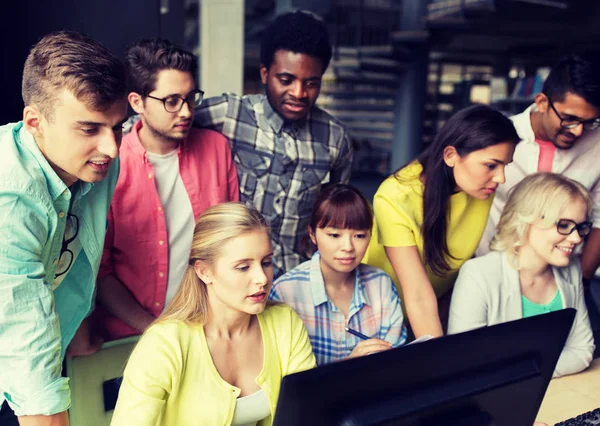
[270,252,407,365]
[193,93,353,277]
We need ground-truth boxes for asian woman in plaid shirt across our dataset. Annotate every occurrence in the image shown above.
[270,184,407,366]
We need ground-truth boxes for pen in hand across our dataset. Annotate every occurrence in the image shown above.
[345,327,370,340]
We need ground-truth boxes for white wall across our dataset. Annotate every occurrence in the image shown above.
[200,0,245,97]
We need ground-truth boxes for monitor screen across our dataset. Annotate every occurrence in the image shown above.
[273,308,575,426]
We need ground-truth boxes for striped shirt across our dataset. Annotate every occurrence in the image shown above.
[270,252,407,365]
[193,93,353,277]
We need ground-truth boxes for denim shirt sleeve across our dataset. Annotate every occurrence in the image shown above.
[0,190,71,416]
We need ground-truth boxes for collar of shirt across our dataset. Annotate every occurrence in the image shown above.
[261,96,285,134]
[16,122,92,201]
[308,251,371,312]
[513,104,537,144]
[260,96,303,139]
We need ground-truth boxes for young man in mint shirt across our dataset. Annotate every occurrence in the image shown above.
[0,31,128,426]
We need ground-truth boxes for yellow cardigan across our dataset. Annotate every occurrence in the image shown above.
[110,304,316,426]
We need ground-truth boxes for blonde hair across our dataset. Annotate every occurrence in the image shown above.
[156,202,271,325]
[490,173,592,261]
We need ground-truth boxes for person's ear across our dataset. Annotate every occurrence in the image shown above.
[128,92,144,114]
[193,260,213,285]
[308,227,317,246]
[23,105,44,138]
[443,146,459,168]
[534,92,549,114]
[260,65,268,85]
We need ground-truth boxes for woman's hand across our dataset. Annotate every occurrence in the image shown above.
[348,338,392,359]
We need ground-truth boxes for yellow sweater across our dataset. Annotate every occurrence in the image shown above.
[364,161,493,300]
[110,304,316,426]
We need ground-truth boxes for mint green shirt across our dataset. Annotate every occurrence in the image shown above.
[522,290,564,318]
[0,122,119,416]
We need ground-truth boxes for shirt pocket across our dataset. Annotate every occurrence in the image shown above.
[298,163,330,216]
[233,147,273,201]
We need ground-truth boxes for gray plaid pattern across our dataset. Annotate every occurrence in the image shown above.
[193,93,352,277]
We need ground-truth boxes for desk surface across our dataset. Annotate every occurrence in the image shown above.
[537,358,600,424]
[67,337,139,426]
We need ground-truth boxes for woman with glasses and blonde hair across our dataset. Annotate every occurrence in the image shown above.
[449,173,595,377]
[110,202,316,426]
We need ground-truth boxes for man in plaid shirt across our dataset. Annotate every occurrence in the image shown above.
[193,11,353,277]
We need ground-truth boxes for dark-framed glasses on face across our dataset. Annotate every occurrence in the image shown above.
[556,218,592,238]
[545,95,600,131]
[146,89,204,113]
[55,213,79,278]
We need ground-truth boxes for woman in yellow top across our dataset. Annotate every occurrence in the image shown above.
[111,203,316,426]
[364,105,520,339]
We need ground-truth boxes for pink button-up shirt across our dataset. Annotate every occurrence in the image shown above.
[95,120,239,340]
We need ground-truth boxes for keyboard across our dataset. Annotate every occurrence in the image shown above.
[555,407,600,425]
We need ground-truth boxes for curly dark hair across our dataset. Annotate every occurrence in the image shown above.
[125,38,197,96]
[260,10,332,74]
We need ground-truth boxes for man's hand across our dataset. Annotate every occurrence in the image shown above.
[18,411,69,426]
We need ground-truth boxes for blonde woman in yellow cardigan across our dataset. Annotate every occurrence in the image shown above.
[111,202,316,426]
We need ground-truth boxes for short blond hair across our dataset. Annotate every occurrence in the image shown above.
[490,173,592,259]
[22,31,126,120]
[157,202,271,325]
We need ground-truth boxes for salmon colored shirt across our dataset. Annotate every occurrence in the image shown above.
[95,120,239,340]
[536,138,557,172]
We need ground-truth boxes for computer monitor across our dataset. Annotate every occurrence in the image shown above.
[273,308,576,426]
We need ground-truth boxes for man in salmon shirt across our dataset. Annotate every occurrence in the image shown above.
[477,52,600,355]
[94,39,239,341]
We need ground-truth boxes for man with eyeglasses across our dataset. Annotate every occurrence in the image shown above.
[477,52,600,355]
[0,32,127,426]
[92,39,238,342]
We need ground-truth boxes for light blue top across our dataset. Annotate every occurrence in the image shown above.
[0,122,119,416]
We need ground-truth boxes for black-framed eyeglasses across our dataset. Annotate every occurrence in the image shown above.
[545,94,600,131]
[146,89,204,113]
[556,218,593,238]
[55,213,79,278]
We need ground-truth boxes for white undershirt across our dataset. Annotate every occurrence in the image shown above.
[231,389,271,426]
[146,149,195,310]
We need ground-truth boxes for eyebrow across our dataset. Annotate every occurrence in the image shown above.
[275,72,321,82]
[75,120,103,127]
[75,116,129,128]
[488,158,507,165]
[557,108,597,122]
[232,253,274,263]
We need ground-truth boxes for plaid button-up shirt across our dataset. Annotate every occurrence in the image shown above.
[270,252,407,366]
[193,93,353,276]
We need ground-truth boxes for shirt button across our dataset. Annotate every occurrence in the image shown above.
[159,272,164,278]
[158,207,163,212]
[155,302,161,307]
[53,258,58,265]
[148,173,153,179]
[159,240,164,246]
[58,212,65,218]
